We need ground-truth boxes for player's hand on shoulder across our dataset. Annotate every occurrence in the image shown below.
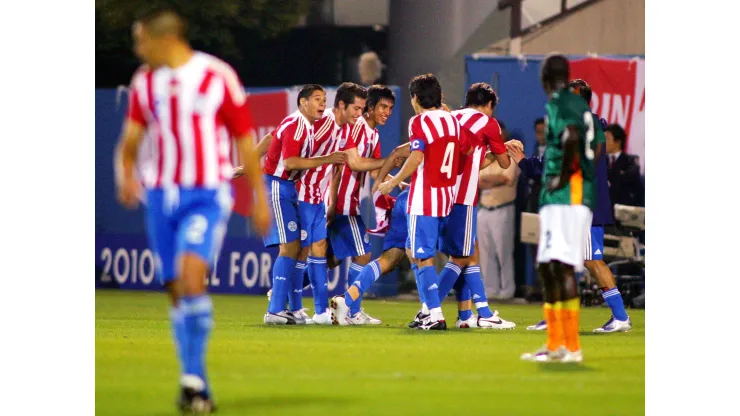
[232,166,245,179]
[329,151,348,165]
[117,177,141,210]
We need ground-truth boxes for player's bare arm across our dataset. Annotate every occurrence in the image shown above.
[371,142,410,194]
[345,146,386,172]
[236,131,271,236]
[284,151,348,171]
[551,124,581,191]
[115,119,145,209]
[232,133,273,179]
[326,168,342,226]
[378,149,422,195]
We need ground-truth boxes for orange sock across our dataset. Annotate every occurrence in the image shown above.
[544,302,564,351]
[562,298,581,352]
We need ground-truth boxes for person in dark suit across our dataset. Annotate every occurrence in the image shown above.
[605,124,643,209]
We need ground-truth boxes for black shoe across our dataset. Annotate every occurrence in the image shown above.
[417,319,447,331]
[408,311,429,328]
[178,387,216,414]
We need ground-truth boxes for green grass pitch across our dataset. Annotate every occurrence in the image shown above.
[96,290,644,416]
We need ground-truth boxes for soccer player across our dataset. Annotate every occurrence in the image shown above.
[512,79,632,333]
[520,54,602,363]
[261,84,348,325]
[115,8,270,412]
[433,82,517,329]
[377,73,472,330]
[325,85,396,324]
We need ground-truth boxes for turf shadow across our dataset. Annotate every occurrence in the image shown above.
[537,362,595,373]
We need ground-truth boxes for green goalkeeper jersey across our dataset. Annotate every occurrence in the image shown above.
[539,87,604,211]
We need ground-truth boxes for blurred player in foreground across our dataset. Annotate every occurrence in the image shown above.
[520,55,601,363]
[510,79,632,333]
[115,7,270,412]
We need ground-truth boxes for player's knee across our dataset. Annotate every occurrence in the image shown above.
[449,255,471,268]
[416,257,435,268]
[179,253,208,296]
[279,240,302,258]
[298,246,310,262]
[310,239,328,257]
[353,253,371,266]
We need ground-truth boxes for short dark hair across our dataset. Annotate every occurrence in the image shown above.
[408,73,442,109]
[605,124,627,150]
[137,6,188,39]
[464,82,498,109]
[540,54,570,89]
[297,84,325,107]
[365,85,395,112]
[568,79,593,105]
[334,82,367,108]
[534,117,545,128]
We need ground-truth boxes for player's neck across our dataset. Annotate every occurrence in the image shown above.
[166,44,195,69]
[364,113,376,129]
[299,108,317,124]
[332,107,345,126]
[419,106,440,114]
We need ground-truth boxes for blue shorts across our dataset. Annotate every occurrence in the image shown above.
[439,204,477,257]
[145,184,233,285]
[406,214,445,260]
[263,175,300,247]
[298,201,327,248]
[328,214,372,259]
[585,226,605,261]
[382,190,409,252]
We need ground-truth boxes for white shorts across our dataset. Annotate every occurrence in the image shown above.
[536,204,593,272]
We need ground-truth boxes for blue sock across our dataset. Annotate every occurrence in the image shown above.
[288,261,306,312]
[348,262,365,315]
[268,256,296,314]
[169,306,188,375]
[437,262,462,301]
[345,260,381,309]
[181,295,213,395]
[453,278,473,321]
[463,265,493,318]
[411,263,425,305]
[603,287,629,321]
[308,256,328,314]
[418,265,441,310]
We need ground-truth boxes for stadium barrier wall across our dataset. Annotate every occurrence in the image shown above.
[95,86,403,297]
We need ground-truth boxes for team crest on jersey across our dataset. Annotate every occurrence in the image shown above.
[288,221,298,232]
[301,230,308,241]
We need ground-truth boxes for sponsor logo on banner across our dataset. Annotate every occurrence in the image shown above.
[570,58,645,172]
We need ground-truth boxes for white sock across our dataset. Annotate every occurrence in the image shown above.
[421,302,430,315]
[430,307,444,322]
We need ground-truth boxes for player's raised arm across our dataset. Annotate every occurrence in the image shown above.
[371,142,409,194]
[377,141,422,195]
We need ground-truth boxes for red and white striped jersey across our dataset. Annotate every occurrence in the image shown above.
[451,108,506,206]
[297,108,343,204]
[335,116,382,216]
[406,110,475,217]
[126,51,254,189]
[262,110,314,182]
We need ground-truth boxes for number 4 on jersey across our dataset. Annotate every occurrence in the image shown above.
[440,142,455,179]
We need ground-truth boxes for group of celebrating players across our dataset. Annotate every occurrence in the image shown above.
[114,7,626,413]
